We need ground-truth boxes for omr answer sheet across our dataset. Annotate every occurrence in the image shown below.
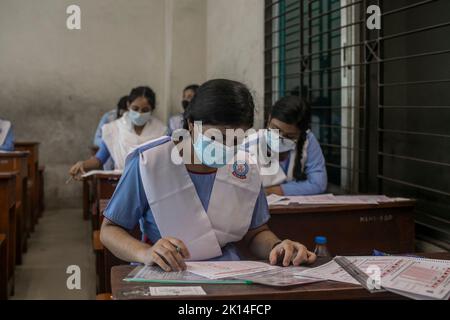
[297,256,450,300]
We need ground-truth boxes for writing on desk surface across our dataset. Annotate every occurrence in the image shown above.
[178,304,271,318]
[360,215,393,223]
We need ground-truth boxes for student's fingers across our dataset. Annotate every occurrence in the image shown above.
[150,251,171,272]
[269,245,281,265]
[161,241,186,270]
[282,242,295,267]
[292,243,308,266]
[165,237,190,259]
[306,251,317,264]
[69,162,84,178]
[69,164,79,176]
[154,246,182,272]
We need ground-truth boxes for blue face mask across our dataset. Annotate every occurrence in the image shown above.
[193,134,236,168]
[128,110,152,126]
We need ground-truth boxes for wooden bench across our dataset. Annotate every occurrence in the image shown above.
[38,166,45,217]
[0,172,17,297]
[0,151,30,263]
[0,234,7,300]
[14,142,40,231]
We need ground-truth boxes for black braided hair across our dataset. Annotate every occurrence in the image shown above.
[270,96,311,181]
[116,95,128,119]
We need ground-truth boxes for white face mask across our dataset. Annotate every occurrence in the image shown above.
[265,129,297,153]
[128,110,152,126]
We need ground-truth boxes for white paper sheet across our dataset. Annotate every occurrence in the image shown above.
[233,267,323,287]
[297,256,450,300]
[186,261,279,279]
[149,286,206,296]
[81,170,123,178]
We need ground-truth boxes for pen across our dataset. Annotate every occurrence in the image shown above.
[65,176,74,185]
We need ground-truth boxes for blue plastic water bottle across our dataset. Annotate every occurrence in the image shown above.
[314,236,331,257]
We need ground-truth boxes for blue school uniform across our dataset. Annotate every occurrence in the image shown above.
[167,113,184,136]
[0,121,14,151]
[103,138,271,261]
[279,132,327,196]
[93,110,117,147]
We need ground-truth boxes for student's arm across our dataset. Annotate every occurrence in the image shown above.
[0,125,14,151]
[99,152,190,271]
[69,141,110,179]
[279,133,328,196]
[243,188,316,266]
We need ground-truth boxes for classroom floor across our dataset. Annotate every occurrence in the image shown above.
[12,209,96,300]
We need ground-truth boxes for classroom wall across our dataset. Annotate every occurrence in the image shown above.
[206,0,265,128]
[0,0,206,208]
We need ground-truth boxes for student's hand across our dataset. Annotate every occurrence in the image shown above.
[69,161,86,180]
[265,185,284,196]
[269,240,316,267]
[145,237,191,272]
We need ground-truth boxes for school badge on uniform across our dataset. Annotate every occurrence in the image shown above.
[232,161,249,180]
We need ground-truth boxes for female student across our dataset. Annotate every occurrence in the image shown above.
[69,86,167,178]
[93,95,129,148]
[0,118,14,151]
[100,79,317,271]
[167,84,199,136]
[261,96,327,196]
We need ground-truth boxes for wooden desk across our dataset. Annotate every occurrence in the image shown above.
[0,234,7,300]
[267,201,416,256]
[0,172,17,296]
[14,142,40,231]
[0,151,30,263]
[90,173,121,230]
[111,252,450,300]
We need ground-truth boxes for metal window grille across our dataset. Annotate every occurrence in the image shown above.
[265,0,450,248]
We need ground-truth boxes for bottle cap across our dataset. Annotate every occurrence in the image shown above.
[315,236,327,245]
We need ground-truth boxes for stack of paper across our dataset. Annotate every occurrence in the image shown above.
[125,261,322,287]
[296,256,450,300]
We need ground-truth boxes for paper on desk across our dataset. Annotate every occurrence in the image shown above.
[296,256,450,300]
[233,266,323,287]
[149,286,206,296]
[186,261,279,279]
[81,170,123,178]
[267,194,411,206]
[124,265,251,284]
[380,257,450,300]
[266,194,288,206]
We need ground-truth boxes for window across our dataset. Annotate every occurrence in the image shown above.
[265,0,450,248]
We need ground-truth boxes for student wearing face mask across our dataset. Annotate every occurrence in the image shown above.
[69,86,167,178]
[258,96,327,196]
[100,79,317,271]
[167,84,199,136]
[0,118,14,151]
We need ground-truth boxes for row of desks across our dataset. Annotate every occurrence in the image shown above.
[83,172,417,299]
[0,142,44,299]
